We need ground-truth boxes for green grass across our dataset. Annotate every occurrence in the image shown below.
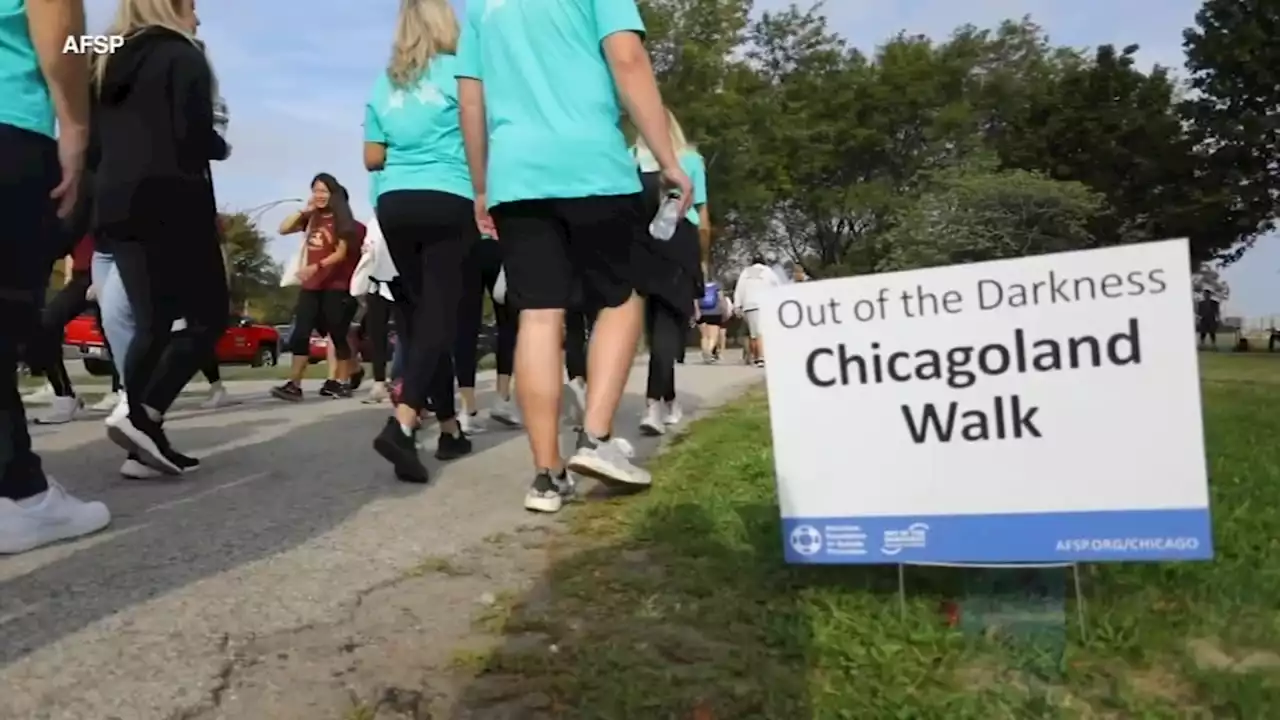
[457,352,1280,719]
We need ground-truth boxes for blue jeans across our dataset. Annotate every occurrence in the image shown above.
[91,250,134,383]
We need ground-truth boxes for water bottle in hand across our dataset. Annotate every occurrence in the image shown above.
[648,191,683,241]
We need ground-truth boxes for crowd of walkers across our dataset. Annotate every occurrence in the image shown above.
[0,0,802,557]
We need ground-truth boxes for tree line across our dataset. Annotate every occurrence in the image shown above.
[217,0,1274,320]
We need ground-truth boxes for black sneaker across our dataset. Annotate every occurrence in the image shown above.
[523,470,574,513]
[318,379,343,398]
[349,366,365,391]
[108,413,181,475]
[435,427,472,460]
[332,382,353,398]
[271,382,303,402]
[372,417,429,483]
[165,446,201,471]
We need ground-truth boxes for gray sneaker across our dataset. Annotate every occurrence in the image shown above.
[524,470,575,513]
[566,431,651,488]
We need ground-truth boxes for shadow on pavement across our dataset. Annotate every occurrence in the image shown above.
[0,401,423,667]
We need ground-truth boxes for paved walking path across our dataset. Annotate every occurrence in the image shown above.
[1,356,760,719]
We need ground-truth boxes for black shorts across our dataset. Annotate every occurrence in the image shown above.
[491,194,643,311]
[290,288,357,357]
[698,314,723,327]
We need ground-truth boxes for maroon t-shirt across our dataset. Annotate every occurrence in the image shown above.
[325,220,366,291]
[300,212,338,291]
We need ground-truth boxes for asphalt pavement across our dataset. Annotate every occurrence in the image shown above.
[0,355,760,719]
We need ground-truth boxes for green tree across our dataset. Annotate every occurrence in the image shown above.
[218,212,295,322]
[1182,0,1280,264]
[877,162,1103,272]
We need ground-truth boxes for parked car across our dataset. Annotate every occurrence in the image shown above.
[64,314,280,376]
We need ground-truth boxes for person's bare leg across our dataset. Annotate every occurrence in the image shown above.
[326,342,338,381]
[699,325,714,356]
[582,293,643,438]
[717,327,727,356]
[496,374,512,400]
[459,385,478,416]
[288,354,308,383]
[515,308,566,469]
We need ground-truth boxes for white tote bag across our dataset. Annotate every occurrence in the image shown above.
[492,267,508,305]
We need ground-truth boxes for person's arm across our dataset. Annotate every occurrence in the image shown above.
[167,45,227,161]
[454,6,488,199]
[27,0,90,138]
[363,101,387,171]
[279,211,310,235]
[318,238,348,269]
[598,2,675,171]
[62,254,74,284]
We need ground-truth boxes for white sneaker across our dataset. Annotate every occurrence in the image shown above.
[639,402,665,436]
[663,400,684,426]
[120,456,162,480]
[562,378,587,429]
[90,391,121,413]
[490,398,521,427]
[523,471,575,513]
[107,391,129,426]
[200,383,231,409]
[23,382,55,405]
[362,381,388,404]
[0,479,111,554]
[458,410,486,434]
[567,433,652,488]
[32,396,81,425]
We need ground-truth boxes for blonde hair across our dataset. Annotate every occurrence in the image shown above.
[388,0,459,88]
[93,0,204,89]
[636,109,695,157]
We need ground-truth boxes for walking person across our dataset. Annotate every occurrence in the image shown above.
[0,0,112,553]
[199,219,232,408]
[633,110,705,435]
[732,255,782,368]
[350,207,400,404]
[271,174,363,401]
[28,238,95,424]
[455,234,519,432]
[1196,290,1221,349]
[457,0,691,512]
[366,0,476,482]
[93,0,231,475]
[696,276,724,363]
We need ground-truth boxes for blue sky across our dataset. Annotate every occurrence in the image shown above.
[84,0,1277,317]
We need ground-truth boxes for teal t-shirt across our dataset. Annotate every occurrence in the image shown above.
[456,0,644,207]
[0,0,54,138]
[364,54,472,201]
[680,150,707,225]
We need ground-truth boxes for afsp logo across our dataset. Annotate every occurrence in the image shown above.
[62,35,124,55]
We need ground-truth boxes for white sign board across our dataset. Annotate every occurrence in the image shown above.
[762,238,1212,564]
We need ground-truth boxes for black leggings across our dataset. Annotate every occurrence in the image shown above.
[565,306,596,381]
[645,299,685,402]
[288,289,354,359]
[202,361,220,383]
[363,290,394,382]
[455,236,516,387]
[0,124,59,500]
[377,189,476,419]
[109,230,228,421]
[30,271,91,397]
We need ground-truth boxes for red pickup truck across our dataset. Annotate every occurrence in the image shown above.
[63,314,281,376]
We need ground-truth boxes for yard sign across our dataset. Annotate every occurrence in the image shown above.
[762,238,1213,564]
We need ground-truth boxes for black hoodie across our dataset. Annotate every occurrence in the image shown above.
[91,26,227,238]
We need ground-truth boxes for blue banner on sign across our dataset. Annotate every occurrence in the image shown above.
[781,508,1213,563]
